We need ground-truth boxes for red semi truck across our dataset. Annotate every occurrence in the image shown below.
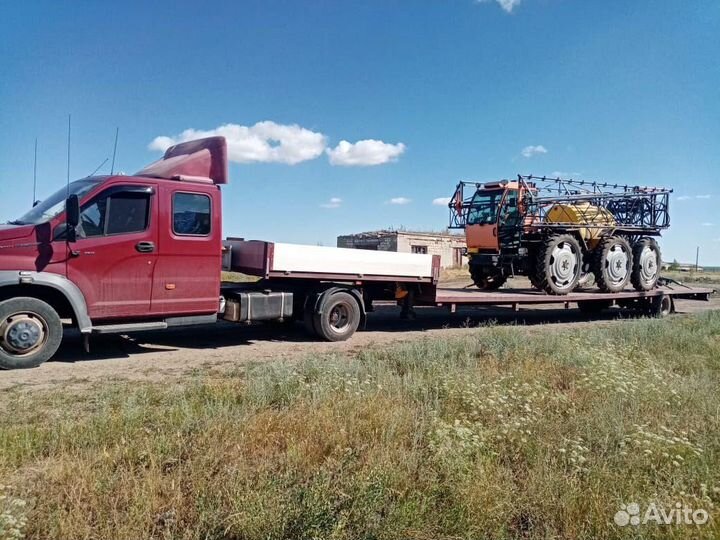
[0,137,712,369]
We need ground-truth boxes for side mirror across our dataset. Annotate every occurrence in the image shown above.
[66,195,80,227]
[65,195,80,243]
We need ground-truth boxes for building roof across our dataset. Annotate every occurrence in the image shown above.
[338,229,464,239]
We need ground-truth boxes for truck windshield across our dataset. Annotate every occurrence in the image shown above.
[467,189,505,225]
[9,179,102,226]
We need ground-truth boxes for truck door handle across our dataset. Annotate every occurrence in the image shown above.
[135,241,155,253]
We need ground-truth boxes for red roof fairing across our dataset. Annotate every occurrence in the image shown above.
[136,136,228,184]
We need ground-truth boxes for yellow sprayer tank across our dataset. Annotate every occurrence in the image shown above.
[546,202,616,247]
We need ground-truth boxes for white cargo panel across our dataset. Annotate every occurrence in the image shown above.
[225,239,437,282]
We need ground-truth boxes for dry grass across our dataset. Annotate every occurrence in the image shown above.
[220,271,259,283]
[2,313,720,539]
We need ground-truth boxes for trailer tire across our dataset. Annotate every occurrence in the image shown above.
[0,297,63,370]
[593,236,633,293]
[577,300,611,314]
[470,266,507,290]
[313,291,361,342]
[536,234,583,295]
[646,294,673,318]
[631,238,661,291]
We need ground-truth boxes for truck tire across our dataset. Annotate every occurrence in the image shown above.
[303,292,320,337]
[313,291,361,342]
[470,266,507,290]
[631,238,661,291]
[0,297,63,370]
[535,234,583,295]
[593,236,633,293]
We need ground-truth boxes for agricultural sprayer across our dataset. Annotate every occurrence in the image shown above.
[448,175,671,294]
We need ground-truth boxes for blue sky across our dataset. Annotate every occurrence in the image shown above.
[1,0,719,264]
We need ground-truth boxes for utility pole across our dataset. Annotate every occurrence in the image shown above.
[695,246,700,272]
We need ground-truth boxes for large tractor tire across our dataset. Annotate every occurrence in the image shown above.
[470,266,507,290]
[593,236,633,293]
[535,234,583,295]
[631,238,662,291]
[0,297,63,370]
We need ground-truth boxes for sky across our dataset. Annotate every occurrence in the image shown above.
[1,0,719,264]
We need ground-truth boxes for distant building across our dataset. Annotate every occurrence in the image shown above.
[337,230,467,268]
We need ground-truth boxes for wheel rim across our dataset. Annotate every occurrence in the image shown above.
[549,241,579,289]
[661,295,671,316]
[638,245,659,285]
[328,303,350,333]
[605,243,630,285]
[0,312,48,356]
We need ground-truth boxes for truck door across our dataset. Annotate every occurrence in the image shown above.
[151,185,221,315]
[66,184,157,319]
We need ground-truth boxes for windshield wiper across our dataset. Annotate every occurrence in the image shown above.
[6,220,26,225]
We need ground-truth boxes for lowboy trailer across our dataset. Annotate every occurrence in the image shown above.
[0,137,713,369]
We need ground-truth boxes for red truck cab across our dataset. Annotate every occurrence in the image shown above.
[0,138,227,368]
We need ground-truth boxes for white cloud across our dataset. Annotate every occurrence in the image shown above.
[702,222,714,227]
[521,145,548,158]
[149,121,327,165]
[433,197,451,206]
[477,0,521,13]
[676,194,712,201]
[387,197,411,205]
[326,139,406,166]
[320,197,342,209]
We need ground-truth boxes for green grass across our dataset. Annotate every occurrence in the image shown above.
[3,313,720,539]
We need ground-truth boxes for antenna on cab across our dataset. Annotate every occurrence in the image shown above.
[66,114,71,196]
[110,127,119,174]
[32,138,38,206]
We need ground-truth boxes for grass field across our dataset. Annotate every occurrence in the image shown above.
[2,313,720,539]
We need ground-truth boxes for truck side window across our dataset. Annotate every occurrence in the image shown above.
[79,193,150,238]
[173,193,211,236]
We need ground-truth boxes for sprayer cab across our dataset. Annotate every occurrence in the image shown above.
[450,180,536,254]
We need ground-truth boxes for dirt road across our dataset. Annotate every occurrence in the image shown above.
[1,287,717,392]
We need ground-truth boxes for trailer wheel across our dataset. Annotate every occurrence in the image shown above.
[536,234,583,295]
[646,294,673,318]
[593,236,633,293]
[631,238,661,291]
[470,266,507,290]
[577,300,611,314]
[313,291,361,342]
[0,297,63,370]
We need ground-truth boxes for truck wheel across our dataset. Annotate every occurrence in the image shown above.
[0,297,63,370]
[313,292,361,342]
[535,234,582,295]
[631,238,661,291]
[593,236,633,293]
[303,293,320,336]
[470,266,507,290]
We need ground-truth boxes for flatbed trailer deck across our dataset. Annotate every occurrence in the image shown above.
[423,285,713,311]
